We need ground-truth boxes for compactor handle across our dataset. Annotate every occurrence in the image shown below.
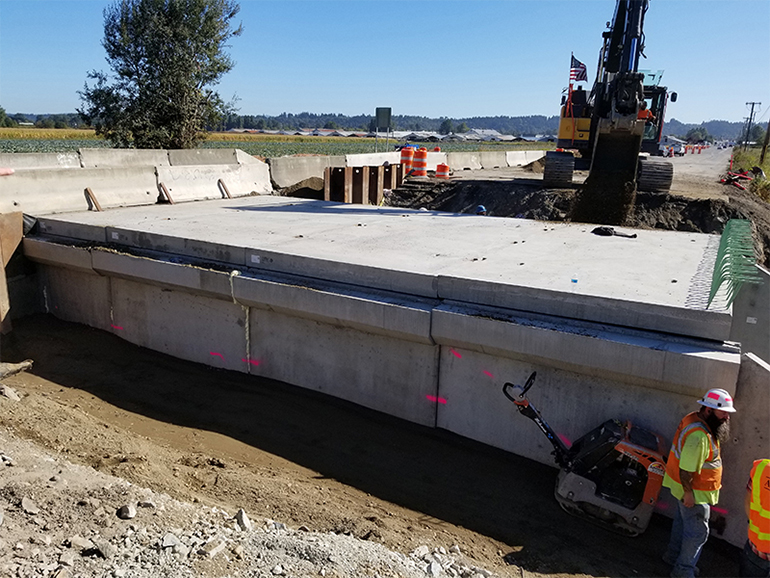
[502,371,537,402]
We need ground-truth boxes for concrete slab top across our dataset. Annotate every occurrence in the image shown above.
[35,196,729,339]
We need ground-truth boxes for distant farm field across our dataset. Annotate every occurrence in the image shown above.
[0,128,551,157]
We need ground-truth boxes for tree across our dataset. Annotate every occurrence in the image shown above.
[439,118,454,135]
[78,0,242,149]
[685,127,712,144]
[456,122,469,133]
[0,106,17,127]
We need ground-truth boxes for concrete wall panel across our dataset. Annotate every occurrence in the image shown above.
[92,249,235,299]
[40,266,112,331]
[0,152,81,170]
[268,156,345,189]
[445,152,482,171]
[79,148,170,168]
[719,353,770,547]
[431,303,740,398]
[110,277,248,372]
[23,238,94,273]
[345,152,400,167]
[232,273,436,344]
[435,347,691,466]
[247,307,438,427]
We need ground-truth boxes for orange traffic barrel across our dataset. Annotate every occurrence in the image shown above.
[436,163,449,179]
[400,147,414,172]
[433,146,441,152]
[412,147,428,178]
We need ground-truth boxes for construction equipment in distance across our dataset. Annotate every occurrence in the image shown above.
[503,372,667,536]
[544,0,677,225]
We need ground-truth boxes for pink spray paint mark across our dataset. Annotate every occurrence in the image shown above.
[655,501,670,511]
[450,348,462,359]
[209,352,225,361]
[482,370,494,378]
[111,324,123,330]
[712,506,729,515]
[557,433,572,448]
[241,358,260,367]
[426,395,448,405]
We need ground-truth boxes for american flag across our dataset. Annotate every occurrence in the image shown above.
[570,55,588,83]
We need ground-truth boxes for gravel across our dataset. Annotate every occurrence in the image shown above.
[0,391,500,578]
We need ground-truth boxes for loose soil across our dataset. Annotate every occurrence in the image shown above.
[2,148,766,577]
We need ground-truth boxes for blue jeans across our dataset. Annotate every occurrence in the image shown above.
[740,541,770,577]
[665,500,710,578]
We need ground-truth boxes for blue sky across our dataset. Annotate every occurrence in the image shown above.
[0,0,768,124]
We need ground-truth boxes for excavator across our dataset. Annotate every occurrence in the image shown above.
[543,0,677,225]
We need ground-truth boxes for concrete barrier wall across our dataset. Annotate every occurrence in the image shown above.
[0,152,81,170]
[480,151,507,169]
[506,150,546,167]
[23,238,769,547]
[168,149,239,166]
[79,148,170,168]
[268,156,345,189]
[346,152,400,167]
[157,162,271,202]
[0,148,272,216]
[425,152,448,171]
[0,166,158,214]
[446,152,482,171]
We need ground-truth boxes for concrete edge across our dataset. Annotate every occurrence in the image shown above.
[431,302,741,397]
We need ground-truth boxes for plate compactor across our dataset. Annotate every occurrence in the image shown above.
[503,372,667,536]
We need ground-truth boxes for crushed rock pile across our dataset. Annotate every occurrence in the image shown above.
[0,385,498,578]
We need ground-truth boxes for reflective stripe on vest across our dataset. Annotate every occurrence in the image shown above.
[665,412,722,492]
[749,459,770,553]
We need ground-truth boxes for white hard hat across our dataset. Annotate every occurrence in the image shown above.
[697,388,736,412]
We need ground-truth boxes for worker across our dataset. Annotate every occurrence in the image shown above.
[741,458,770,577]
[662,388,736,578]
[638,101,655,122]
[476,205,487,216]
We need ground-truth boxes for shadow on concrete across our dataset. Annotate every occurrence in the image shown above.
[224,202,476,218]
[1,314,740,577]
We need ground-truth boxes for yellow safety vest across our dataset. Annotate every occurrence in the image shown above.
[749,459,770,554]
[665,412,722,491]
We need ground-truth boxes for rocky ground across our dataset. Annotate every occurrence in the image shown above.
[1,147,765,578]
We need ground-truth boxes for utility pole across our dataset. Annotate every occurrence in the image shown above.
[760,117,770,165]
[745,102,761,150]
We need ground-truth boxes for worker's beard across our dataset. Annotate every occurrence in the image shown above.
[704,412,730,444]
